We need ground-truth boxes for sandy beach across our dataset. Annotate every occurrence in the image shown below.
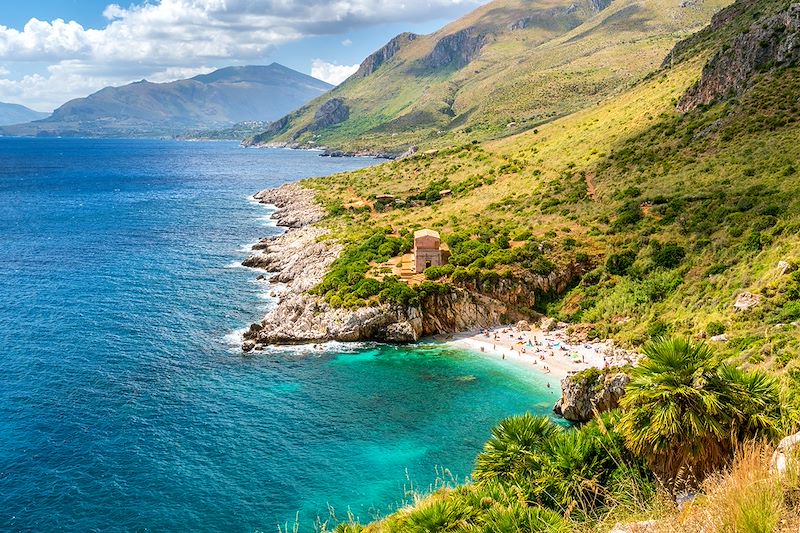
[449,324,638,380]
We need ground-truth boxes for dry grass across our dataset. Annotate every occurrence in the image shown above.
[653,443,800,533]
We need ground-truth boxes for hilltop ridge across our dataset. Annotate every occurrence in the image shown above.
[1,64,331,138]
[245,0,730,153]
[0,102,48,127]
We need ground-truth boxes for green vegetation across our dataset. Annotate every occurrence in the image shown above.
[324,338,797,532]
[619,337,782,486]
[285,0,800,527]
[248,0,729,153]
[302,26,800,361]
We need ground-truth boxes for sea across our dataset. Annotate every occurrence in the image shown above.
[0,138,560,531]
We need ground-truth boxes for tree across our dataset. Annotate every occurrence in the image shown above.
[618,337,781,488]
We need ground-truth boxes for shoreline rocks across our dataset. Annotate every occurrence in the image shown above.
[240,184,593,354]
[240,183,564,351]
[553,369,631,423]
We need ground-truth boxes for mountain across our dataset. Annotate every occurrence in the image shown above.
[245,0,730,153]
[0,64,332,138]
[0,102,48,126]
[268,0,800,523]
[294,0,800,359]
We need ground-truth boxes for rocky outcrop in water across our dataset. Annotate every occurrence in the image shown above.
[553,369,630,422]
[677,3,800,111]
[250,183,325,227]
[352,33,418,79]
[244,286,532,348]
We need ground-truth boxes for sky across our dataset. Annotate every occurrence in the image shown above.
[0,0,488,112]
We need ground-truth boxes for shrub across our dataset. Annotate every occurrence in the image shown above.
[619,337,782,487]
[424,264,455,280]
[651,241,685,269]
[779,301,800,322]
[706,321,726,336]
[613,201,643,228]
[606,251,637,275]
[647,320,669,338]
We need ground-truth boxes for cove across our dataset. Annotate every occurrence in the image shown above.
[0,138,559,531]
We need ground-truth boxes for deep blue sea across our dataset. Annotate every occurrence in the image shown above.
[0,138,560,531]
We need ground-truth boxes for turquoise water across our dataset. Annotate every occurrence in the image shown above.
[0,138,560,531]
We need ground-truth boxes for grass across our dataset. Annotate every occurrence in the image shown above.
[299,25,800,373]
[664,443,800,533]
[247,0,730,153]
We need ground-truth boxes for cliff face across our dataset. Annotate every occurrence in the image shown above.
[677,3,800,111]
[422,29,492,70]
[351,33,418,79]
[309,98,349,130]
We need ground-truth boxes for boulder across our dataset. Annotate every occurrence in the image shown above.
[540,317,556,331]
[778,260,797,275]
[396,145,418,161]
[733,291,761,312]
[710,333,729,342]
[554,370,630,423]
[772,431,800,475]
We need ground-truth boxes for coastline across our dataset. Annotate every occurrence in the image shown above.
[240,183,639,379]
[243,139,398,160]
[447,324,638,381]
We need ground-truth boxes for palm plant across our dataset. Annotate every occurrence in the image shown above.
[618,337,782,487]
[398,496,476,533]
[474,414,559,483]
[481,504,570,533]
[538,429,605,514]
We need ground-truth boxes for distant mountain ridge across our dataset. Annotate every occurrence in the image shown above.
[1,64,332,138]
[246,0,731,153]
[0,102,48,126]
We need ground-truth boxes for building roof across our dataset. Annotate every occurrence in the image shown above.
[414,229,440,239]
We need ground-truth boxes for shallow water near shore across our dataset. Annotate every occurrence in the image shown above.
[0,138,560,531]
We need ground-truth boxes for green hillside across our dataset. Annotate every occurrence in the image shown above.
[303,0,800,374]
[295,0,800,529]
[246,0,729,153]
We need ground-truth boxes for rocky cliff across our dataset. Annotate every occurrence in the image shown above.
[553,368,630,422]
[351,33,418,79]
[240,184,585,351]
[422,29,493,70]
[677,3,800,111]
[308,98,349,130]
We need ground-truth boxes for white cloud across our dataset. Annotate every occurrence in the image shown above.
[311,59,359,85]
[341,38,353,46]
[0,0,487,108]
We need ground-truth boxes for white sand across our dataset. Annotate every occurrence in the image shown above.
[448,325,622,381]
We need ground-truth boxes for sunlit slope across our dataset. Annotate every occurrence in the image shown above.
[248,0,729,152]
[305,0,800,366]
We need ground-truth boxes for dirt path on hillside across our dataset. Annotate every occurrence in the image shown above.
[585,172,597,201]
